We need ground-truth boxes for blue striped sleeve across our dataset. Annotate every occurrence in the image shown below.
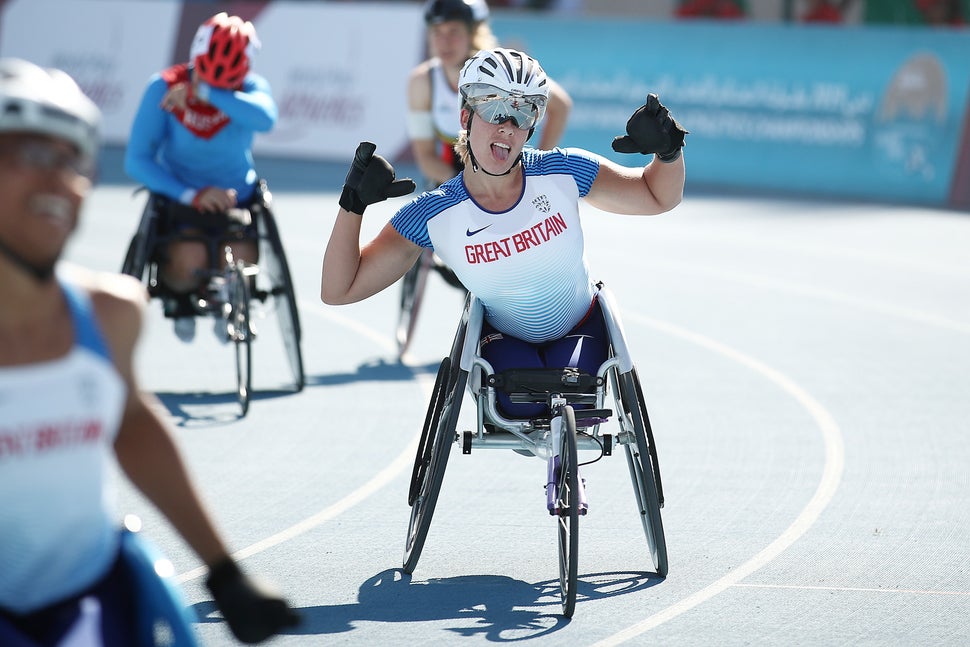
[525,147,600,197]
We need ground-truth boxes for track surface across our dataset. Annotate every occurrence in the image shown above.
[72,172,970,645]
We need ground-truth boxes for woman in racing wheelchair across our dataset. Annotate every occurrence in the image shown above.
[125,12,277,342]
[321,47,687,412]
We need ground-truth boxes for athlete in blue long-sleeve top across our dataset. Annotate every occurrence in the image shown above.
[124,12,277,342]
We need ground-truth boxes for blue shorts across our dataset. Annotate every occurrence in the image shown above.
[480,299,608,418]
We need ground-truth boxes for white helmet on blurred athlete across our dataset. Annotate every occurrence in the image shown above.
[0,58,100,160]
[458,48,548,130]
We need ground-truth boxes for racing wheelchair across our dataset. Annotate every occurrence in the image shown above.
[121,180,304,416]
[120,516,200,646]
[403,286,667,617]
[0,516,200,646]
[396,249,467,358]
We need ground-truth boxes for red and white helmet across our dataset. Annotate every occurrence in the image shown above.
[189,12,260,89]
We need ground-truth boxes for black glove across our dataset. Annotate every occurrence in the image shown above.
[611,94,688,162]
[205,558,300,644]
[339,141,416,214]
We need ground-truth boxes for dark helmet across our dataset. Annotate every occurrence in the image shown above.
[423,0,489,27]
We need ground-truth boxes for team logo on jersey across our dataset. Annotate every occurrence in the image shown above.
[174,102,230,140]
[464,212,567,265]
[161,64,230,140]
[532,194,551,214]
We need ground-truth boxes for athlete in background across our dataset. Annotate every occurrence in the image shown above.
[125,12,277,342]
[407,0,572,186]
[398,0,573,356]
[0,57,297,645]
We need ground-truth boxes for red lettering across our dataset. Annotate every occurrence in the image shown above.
[465,244,483,264]
[551,213,566,234]
[82,421,101,441]
[0,433,23,457]
[36,426,58,450]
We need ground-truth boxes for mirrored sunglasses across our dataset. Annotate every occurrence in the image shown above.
[464,85,546,130]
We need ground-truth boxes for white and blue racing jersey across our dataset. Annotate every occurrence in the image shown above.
[0,281,127,613]
[391,147,601,343]
[429,58,461,145]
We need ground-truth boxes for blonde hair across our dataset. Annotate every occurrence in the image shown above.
[453,128,471,169]
[453,22,504,169]
[470,22,498,54]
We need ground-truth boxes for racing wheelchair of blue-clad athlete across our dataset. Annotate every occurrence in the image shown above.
[403,285,667,618]
[119,517,200,646]
[121,179,304,416]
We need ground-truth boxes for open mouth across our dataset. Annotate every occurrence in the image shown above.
[29,194,74,230]
[491,142,511,162]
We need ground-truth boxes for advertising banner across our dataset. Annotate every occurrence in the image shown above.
[2,2,968,208]
[494,16,970,207]
[251,2,424,160]
[0,0,181,145]
[0,0,424,160]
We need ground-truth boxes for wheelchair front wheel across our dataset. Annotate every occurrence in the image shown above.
[403,356,465,574]
[227,263,253,417]
[557,405,580,617]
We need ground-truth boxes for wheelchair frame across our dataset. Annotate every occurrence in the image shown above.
[403,286,667,617]
[121,181,304,416]
[119,518,200,646]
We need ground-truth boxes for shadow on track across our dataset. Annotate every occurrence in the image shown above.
[304,358,440,388]
[191,569,662,640]
[155,389,298,426]
[152,358,440,424]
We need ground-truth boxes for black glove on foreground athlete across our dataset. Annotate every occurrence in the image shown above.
[206,557,301,644]
[612,93,688,162]
[339,141,416,215]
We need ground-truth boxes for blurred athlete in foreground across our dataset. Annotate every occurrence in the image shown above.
[0,57,298,645]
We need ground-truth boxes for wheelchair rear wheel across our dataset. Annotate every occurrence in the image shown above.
[404,356,466,574]
[120,201,158,281]
[557,405,580,618]
[396,250,433,358]
[618,368,668,577]
[255,205,305,392]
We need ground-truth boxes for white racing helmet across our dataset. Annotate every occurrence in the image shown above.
[458,48,549,130]
[0,58,100,160]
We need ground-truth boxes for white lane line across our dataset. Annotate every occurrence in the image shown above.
[592,314,845,646]
[734,583,970,596]
[177,300,431,582]
[177,432,420,583]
